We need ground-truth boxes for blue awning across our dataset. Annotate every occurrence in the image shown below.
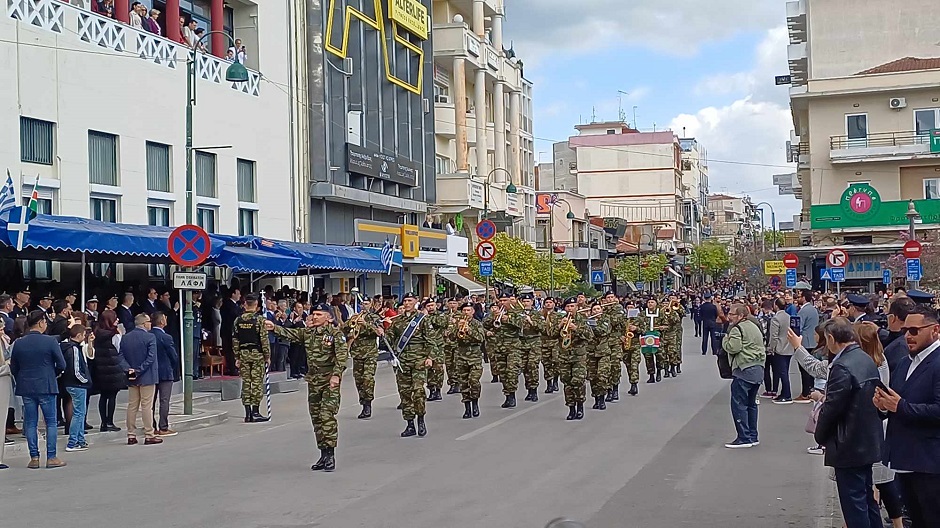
[249,238,387,273]
[211,246,300,275]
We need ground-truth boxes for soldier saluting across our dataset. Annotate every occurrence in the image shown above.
[233,294,271,424]
[265,303,348,472]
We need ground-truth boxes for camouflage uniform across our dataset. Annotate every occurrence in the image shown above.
[519,308,542,391]
[341,312,380,404]
[446,316,485,402]
[622,323,642,384]
[424,312,449,391]
[536,309,561,386]
[672,303,686,368]
[483,308,523,396]
[442,309,460,388]
[552,313,593,406]
[271,324,348,449]
[233,312,271,407]
[388,311,435,420]
[586,313,611,398]
[604,304,627,390]
[634,310,663,376]
[659,305,683,370]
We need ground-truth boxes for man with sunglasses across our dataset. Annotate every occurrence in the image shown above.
[875,305,940,528]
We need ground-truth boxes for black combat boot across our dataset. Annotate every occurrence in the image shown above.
[244,405,253,423]
[566,406,577,420]
[575,402,584,420]
[605,390,614,403]
[524,390,533,402]
[597,396,606,411]
[552,377,559,392]
[673,365,680,376]
[545,380,554,394]
[628,383,639,396]
[252,406,270,423]
[462,401,472,419]
[501,393,516,408]
[358,402,372,420]
[400,420,416,437]
[311,449,327,471]
[647,373,656,384]
[471,399,480,417]
[447,385,460,395]
[491,375,500,383]
[322,448,335,472]
[656,369,662,382]
[612,385,620,401]
[663,367,672,379]
[416,416,427,437]
[592,396,600,410]
[431,388,442,401]
[528,389,538,402]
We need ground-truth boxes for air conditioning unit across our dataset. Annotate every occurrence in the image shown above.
[889,97,907,109]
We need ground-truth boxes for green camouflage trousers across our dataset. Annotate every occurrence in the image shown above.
[623,346,642,384]
[455,350,483,402]
[488,344,503,378]
[644,351,661,375]
[493,340,521,395]
[395,357,428,420]
[520,337,541,390]
[240,357,265,406]
[427,350,446,389]
[586,353,610,397]
[351,348,377,403]
[661,336,679,367]
[675,327,684,365]
[541,340,558,380]
[608,342,624,386]
[559,353,586,406]
[307,377,340,449]
[444,345,458,387]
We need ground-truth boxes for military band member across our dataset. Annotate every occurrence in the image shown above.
[586,302,611,411]
[387,294,435,438]
[266,303,347,472]
[445,302,485,419]
[483,292,524,408]
[602,291,627,402]
[622,304,642,396]
[233,294,271,423]
[443,298,462,395]
[341,297,383,419]
[519,293,542,402]
[634,297,664,384]
[536,298,561,393]
[423,298,448,402]
[485,302,502,383]
[552,297,594,420]
[659,297,683,378]
[667,293,686,376]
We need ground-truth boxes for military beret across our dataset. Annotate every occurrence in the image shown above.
[563,297,578,307]
[498,291,512,299]
[401,293,416,300]
[519,292,534,300]
[244,293,260,303]
[312,303,332,313]
[459,302,474,310]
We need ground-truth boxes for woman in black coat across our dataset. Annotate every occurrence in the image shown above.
[91,310,128,432]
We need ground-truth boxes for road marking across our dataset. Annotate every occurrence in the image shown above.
[455,397,554,441]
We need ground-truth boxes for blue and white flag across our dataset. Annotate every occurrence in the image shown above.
[380,238,394,275]
[0,170,15,221]
[6,205,34,252]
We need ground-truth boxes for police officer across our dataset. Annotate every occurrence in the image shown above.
[846,294,876,323]
[232,294,271,423]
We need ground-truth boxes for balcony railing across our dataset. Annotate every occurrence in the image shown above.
[830,130,930,150]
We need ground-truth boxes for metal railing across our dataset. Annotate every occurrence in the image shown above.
[830,130,930,150]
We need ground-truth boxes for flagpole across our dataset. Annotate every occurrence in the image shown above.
[80,253,86,309]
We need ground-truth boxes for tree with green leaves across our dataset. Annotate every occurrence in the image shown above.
[613,253,669,284]
[468,232,580,290]
[689,241,732,277]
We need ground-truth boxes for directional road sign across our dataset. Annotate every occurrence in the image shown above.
[783,253,799,269]
[591,270,605,284]
[785,268,797,288]
[903,240,923,259]
[168,224,211,267]
[478,260,493,277]
[883,268,892,285]
[907,258,922,282]
[476,219,496,241]
[830,267,846,283]
[475,240,496,261]
[826,248,848,268]
[764,260,786,275]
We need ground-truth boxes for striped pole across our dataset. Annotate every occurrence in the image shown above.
[264,363,272,420]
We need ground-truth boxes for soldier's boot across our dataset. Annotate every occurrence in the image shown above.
[491,375,500,383]
[663,366,672,379]
[322,448,336,472]
[628,383,639,396]
[612,385,620,401]
[251,406,270,423]
[524,390,532,402]
[592,396,600,410]
[471,399,480,418]
[673,365,680,376]
[566,406,577,421]
[416,416,427,437]
[545,379,554,394]
[447,385,460,395]
[647,373,656,384]
[575,402,584,420]
[400,420,417,438]
[605,389,614,403]
[597,396,606,411]
[396,402,403,410]
[656,369,662,382]
[462,401,472,419]
[357,402,372,420]
[244,405,253,423]
[311,449,327,471]
[528,388,539,402]
[553,377,560,392]
[501,393,516,408]
[428,388,442,402]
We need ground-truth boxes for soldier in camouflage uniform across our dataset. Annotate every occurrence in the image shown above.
[551,297,593,420]
[519,293,542,402]
[266,303,348,472]
[668,293,686,376]
[443,298,461,394]
[485,303,502,383]
[233,294,271,423]
[341,298,383,419]
[634,297,664,384]
[387,294,435,438]
[622,304,642,396]
[586,302,611,411]
[602,292,627,402]
[483,292,524,408]
[536,298,561,393]
[445,302,485,419]
[423,298,448,402]
[659,296,683,379]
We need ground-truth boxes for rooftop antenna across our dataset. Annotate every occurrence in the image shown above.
[591,106,597,123]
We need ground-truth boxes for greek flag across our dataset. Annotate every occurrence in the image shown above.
[0,170,15,220]
[380,238,394,275]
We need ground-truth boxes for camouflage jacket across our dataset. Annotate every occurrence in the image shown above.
[424,312,450,353]
[388,310,435,361]
[535,309,561,346]
[441,310,462,349]
[588,313,611,357]
[519,309,541,340]
[272,324,348,380]
[232,312,271,362]
[550,313,594,357]
[604,304,628,349]
[483,307,523,341]
[445,316,485,353]
[341,311,381,355]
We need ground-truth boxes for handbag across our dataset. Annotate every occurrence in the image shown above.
[804,400,823,434]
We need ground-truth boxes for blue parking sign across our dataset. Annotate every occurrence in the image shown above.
[785,268,797,288]
[479,260,493,277]
[883,269,892,285]
[907,259,922,282]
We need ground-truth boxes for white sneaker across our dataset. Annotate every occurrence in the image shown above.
[751,440,760,446]
[807,445,824,455]
[65,445,88,452]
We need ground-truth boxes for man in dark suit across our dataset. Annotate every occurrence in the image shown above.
[150,312,180,437]
[815,318,884,528]
[116,292,135,333]
[883,296,915,375]
[220,288,243,374]
[699,293,719,355]
[140,288,159,315]
[875,305,940,528]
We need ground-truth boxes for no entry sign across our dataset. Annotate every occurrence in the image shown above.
[168,224,211,267]
[903,240,923,259]
[783,253,799,269]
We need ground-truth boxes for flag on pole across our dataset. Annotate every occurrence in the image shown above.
[380,237,394,275]
[0,170,16,220]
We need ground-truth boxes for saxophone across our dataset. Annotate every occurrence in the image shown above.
[622,330,635,348]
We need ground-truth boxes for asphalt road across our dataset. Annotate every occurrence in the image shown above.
[2,321,835,528]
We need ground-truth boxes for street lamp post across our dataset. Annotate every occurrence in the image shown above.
[637,233,655,293]
[755,201,778,258]
[547,198,575,297]
[906,200,920,290]
[481,168,517,305]
[183,32,248,415]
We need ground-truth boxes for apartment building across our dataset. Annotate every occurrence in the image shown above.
[787,0,940,289]
[708,194,757,250]
[679,138,710,245]
[431,0,537,244]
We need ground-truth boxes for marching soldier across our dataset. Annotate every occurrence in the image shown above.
[485,303,502,383]
[536,297,561,393]
[266,303,347,472]
[603,291,627,402]
[552,297,593,420]
[423,298,448,402]
[519,293,542,402]
[668,293,686,375]
[443,298,461,395]
[387,294,435,438]
[622,307,642,396]
[341,297,383,419]
[659,296,683,379]
[483,292,524,408]
[233,294,271,423]
[445,302,485,419]
[586,302,610,411]
[635,297,665,383]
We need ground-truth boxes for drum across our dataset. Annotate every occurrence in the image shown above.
[640,331,661,356]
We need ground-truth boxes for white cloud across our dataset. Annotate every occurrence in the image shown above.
[693,26,790,104]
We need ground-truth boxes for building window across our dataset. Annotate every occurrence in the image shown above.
[925,179,940,200]
[195,151,217,198]
[21,196,52,280]
[433,84,449,104]
[236,158,256,202]
[147,205,170,277]
[196,206,216,233]
[434,155,451,175]
[90,197,117,222]
[20,117,54,165]
[845,114,868,148]
[88,131,118,185]
[146,142,171,192]
[915,108,940,140]
[238,208,256,236]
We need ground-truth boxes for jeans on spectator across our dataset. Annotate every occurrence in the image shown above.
[834,465,882,528]
[153,380,173,431]
[798,363,815,397]
[272,343,289,372]
[771,354,793,399]
[193,337,202,378]
[693,319,702,336]
[730,377,760,443]
[22,395,57,459]
[65,387,87,447]
[126,385,156,439]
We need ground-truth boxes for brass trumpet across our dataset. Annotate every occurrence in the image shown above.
[493,306,506,328]
[457,315,471,340]
[560,315,574,349]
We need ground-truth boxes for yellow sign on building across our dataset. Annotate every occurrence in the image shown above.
[763,260,786,275]
[389,0,429,40]
[401,224,420,258]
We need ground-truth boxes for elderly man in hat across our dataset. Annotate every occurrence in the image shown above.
[267,302,347,471]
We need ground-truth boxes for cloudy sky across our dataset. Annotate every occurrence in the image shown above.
[503,0,800,223]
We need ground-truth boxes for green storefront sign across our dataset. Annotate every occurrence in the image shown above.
[811,183,940,229]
